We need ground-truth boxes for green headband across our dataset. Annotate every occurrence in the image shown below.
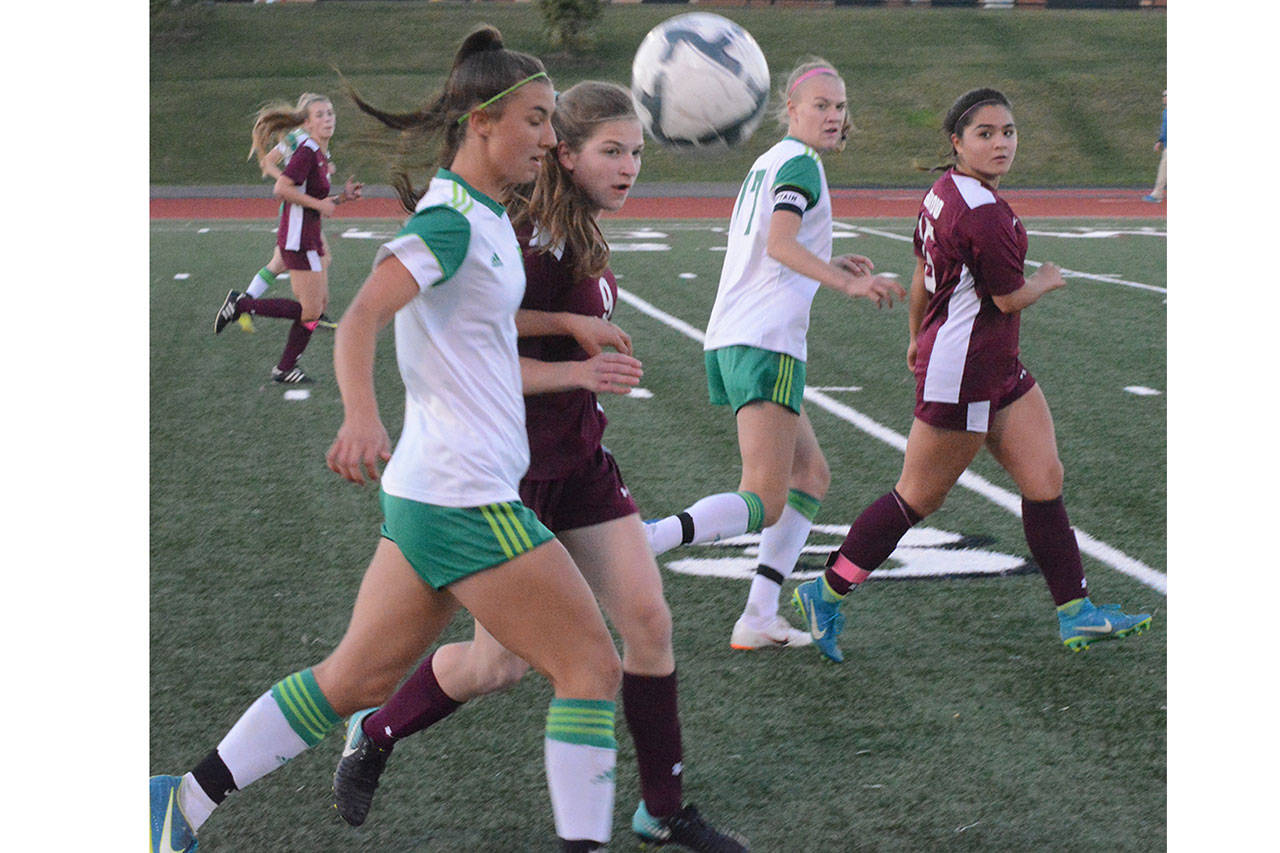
[457,71,549,126]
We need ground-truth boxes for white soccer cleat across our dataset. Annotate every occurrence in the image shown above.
[730,609,813,650]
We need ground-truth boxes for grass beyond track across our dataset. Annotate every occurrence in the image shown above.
[150,213,1165,850]
[150,2,1166,188]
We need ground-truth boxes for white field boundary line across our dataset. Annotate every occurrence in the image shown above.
[616,287,1168,595]
[840,223,1167,295]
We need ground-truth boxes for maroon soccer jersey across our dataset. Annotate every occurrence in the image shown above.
[276,139,330,252]
[912,169,1028,407]
[517,230,616,480]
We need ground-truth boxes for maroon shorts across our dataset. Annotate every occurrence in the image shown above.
[280,247,325,272]
[519,446,639,534]
[914,360,1036,433]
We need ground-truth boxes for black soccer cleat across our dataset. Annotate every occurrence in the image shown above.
[271,365,314,385]
[214,289,246,335]
[633,802,749,852]
[332,709,392,827]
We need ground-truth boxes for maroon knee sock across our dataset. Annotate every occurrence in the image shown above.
[622,670,682,818]
[276,321,314,372]
[1022,496,1089,605]
[825,490,922,595]
[362,653,462,750]
[241,297,302,320]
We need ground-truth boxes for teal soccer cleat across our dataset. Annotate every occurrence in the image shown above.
[150,775,198,853]
[792,578,846,663]
[1058,598,1152,652]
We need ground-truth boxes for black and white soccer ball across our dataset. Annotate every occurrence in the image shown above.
[630,13,770,150]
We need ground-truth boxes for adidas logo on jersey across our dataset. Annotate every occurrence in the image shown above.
[490,252,503,267]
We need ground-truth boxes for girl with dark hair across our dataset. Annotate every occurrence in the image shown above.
[643,59,903,652]
[151,29,622,853]
[329,80,746,853]
[792,88,1152,663]
[213,93,362,383]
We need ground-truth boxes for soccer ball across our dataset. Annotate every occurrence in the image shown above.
[631,13,770,150]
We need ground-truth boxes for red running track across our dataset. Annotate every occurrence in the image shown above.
[150,188,1164,220]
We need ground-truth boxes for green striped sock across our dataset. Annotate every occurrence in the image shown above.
[546,698,617,749]
[736,490,766,532]
[786,488,822,521]
[269,668,341,747]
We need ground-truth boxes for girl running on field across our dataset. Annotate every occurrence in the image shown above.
[792,87,1152,663]
[644,59,904,652]
[213,93,362,384]
[328,80,746,853]
[223,92,359,334]
[152,28,622,853]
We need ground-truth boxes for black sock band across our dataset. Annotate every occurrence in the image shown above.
[756,564,785,585]
[677,511,695,545]
[192,750,238,804]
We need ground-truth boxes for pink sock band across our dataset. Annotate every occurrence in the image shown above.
[830,553,871,585]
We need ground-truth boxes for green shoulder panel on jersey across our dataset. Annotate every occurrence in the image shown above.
[398,206,472,286]
[773,151,823,211]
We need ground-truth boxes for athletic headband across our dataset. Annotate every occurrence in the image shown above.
[788,67,838,95]
[457,71,550,125]
[953,98,1007,131]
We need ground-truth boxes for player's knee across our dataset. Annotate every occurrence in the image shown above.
[623,599,673,656]
[1025,459,1064,502]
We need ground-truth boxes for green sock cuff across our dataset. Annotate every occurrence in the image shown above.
[786,488,822,521]
[258,267,277,284]
[737,491,766,532]
[546,698,617,749]
[1057,597,1088,615]
[270,668,341,747]
[821,576,846,603]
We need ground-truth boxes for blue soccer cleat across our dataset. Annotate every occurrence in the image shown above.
[792,578,846,663]
[1058,597,1152,652]
[150,774,198,853]
[632,800,748,851]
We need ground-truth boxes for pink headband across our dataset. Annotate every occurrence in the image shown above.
[788,67,837,95]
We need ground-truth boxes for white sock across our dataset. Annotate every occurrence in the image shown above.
[748,503,816,620]
[215,691,312,790]
[545,700,617,844]
[648,491,762,555]
[246,268,274,299]
[177,773,217,831]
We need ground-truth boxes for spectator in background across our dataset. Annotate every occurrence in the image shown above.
[1143,89,1166,203]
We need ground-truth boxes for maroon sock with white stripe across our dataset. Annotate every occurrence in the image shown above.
[241,297,302,320]
[1022,495,1089,605]
[361,653,462,750]
[622,671,682,818]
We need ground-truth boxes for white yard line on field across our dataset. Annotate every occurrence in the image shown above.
[839,223,1167,295]
[616,287,1168,595]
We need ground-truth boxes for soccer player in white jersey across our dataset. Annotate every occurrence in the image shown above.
[644,59,903,651]
[793,88,1152,664]
[151,28,622,853]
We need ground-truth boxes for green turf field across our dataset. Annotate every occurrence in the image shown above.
[150,2,1166,188]
[150,213,1165,850]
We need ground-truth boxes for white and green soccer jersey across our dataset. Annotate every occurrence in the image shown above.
[704,137,832,362]
[375,169,530,507]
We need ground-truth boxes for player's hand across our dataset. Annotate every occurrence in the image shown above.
[563,314,633,357]
[343,176,364,202]
[574,352,643,395]
[842,272,905,308]
[1029,262,1067,295]
[907,336,919,372]
[834,254,874,278]
[327,416,392,485]
[316,197,338,217]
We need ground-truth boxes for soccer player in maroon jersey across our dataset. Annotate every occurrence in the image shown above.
[213,94,362,383]
[329,81,747,852]
[793,88,1152,663]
